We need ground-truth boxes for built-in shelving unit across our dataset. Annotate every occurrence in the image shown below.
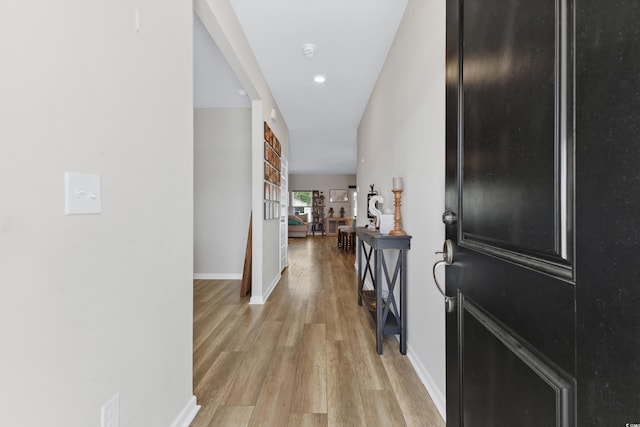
[311,191,325,236]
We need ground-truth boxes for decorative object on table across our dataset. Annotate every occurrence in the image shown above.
[339,206,345,217]
[329,189,349,203]
[368,195,384,229]
[389,177,407,236]
[379,214,395,234]
[328,207,334,217]
[367,184,378,218]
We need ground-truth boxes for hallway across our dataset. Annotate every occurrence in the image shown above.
[191,236,444,426]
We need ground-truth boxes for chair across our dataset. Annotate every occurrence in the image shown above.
[338,226,355,252]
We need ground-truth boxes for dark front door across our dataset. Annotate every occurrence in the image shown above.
[445,0,640,425]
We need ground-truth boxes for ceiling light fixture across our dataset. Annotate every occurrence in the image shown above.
[314,75,326,83]
[302,43,316,60]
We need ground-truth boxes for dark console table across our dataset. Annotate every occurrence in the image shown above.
[356,227,411,355]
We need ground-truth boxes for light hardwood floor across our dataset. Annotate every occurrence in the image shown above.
[191,236,445,427]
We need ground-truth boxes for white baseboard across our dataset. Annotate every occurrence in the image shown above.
[263,273,280,301]
[170,395,200,427]
[405,342,447,422]
[248,273,281,305]
[193,273,242,280]
[249,295,264,304]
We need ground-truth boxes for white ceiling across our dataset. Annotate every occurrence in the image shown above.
[194,1,408,175]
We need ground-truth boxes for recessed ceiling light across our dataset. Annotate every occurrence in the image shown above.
[314,75,326,83]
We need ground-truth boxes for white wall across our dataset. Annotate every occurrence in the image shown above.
[195,0,289,304]
[357,0,447,418]
[0,2,195,427]
[289,174,357,221]
[194,13,250,109]
[194,108,252,278]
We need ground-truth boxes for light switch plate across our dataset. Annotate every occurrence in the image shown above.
[64,172,102,215]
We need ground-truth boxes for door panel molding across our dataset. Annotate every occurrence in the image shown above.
[460,237,573,280]
[459,295,575,426]
[457,0,575,282]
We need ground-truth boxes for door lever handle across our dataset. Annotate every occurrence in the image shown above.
[433,239,456,313]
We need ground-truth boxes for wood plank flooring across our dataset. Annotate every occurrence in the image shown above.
[191,236,444,427]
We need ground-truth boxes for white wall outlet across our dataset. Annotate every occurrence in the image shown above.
[64,172,102,215]
[101,393,120,427]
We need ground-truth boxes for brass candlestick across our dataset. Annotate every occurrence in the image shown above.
[389,189,406,236]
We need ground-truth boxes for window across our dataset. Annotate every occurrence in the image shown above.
[291,191,312,207]
[291,190,313,221]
